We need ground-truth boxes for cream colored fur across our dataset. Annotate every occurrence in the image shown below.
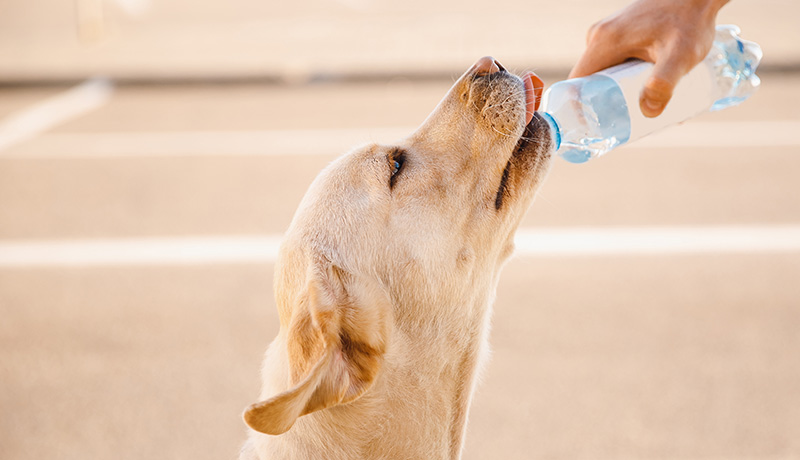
[240,59,555,460]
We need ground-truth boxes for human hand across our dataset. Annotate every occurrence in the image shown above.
[569,0,729,117]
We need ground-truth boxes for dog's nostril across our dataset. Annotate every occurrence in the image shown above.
[473,56,501,76]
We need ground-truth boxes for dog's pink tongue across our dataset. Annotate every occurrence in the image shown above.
[522,71,544,125]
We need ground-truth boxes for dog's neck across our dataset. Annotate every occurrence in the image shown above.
[251,297,493,460]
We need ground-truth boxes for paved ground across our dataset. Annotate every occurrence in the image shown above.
[1,1,800,459]
[1,71,799,460]
[1,0,799,81]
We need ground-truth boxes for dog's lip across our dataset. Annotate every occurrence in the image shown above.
[512,71,546,159]
[479,68,547,210]
[496,113,544,210]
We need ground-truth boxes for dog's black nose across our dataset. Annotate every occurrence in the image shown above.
[472,56,503,76]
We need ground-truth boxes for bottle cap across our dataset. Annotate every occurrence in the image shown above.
[541,112,562,151]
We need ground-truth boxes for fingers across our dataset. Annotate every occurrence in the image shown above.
[639,52,691,117]
[569,51,616,80]
[569,22,630,79]
[569,42,625,78]
[569,46,631,80]
[570,0,721,118]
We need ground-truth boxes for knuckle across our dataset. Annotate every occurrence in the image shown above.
[689,41,711,63]
[668,34,711,68]
[587,18,617,44]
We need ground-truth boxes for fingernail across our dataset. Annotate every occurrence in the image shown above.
[642,98,664,117]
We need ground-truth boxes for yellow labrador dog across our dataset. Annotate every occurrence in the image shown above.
[240,56,556,460]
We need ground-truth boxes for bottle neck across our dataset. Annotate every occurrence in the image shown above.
[540,112,562,151]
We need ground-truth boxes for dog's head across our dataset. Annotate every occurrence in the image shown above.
[244,57,556,435]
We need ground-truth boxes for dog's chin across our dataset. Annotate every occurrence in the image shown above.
[464,65,553,211]
[494,111,553,211]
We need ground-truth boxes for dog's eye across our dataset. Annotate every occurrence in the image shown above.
[389,152,406,188]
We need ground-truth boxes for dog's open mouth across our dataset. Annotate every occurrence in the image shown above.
[494,71,545,210]
[495,118,539,210]
[464,58,552,211]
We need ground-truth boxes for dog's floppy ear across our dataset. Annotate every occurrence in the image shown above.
[243,263,390,435]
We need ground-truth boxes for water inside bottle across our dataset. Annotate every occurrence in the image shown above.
[542,24,761,164]
[710,36,762,111]
[550,75,632,163]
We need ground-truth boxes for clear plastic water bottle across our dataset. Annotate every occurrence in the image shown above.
[540,24,763,164]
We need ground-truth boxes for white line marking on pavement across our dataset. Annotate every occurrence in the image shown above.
[2,120,797,158]
[0,78,114,153]
[2,225,800,268]
[0,235,283,268]
[513,225,800,256]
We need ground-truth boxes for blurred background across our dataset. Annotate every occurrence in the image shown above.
[1,0,799,459]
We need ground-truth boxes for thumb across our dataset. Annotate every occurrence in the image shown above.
[639,54,689,118]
